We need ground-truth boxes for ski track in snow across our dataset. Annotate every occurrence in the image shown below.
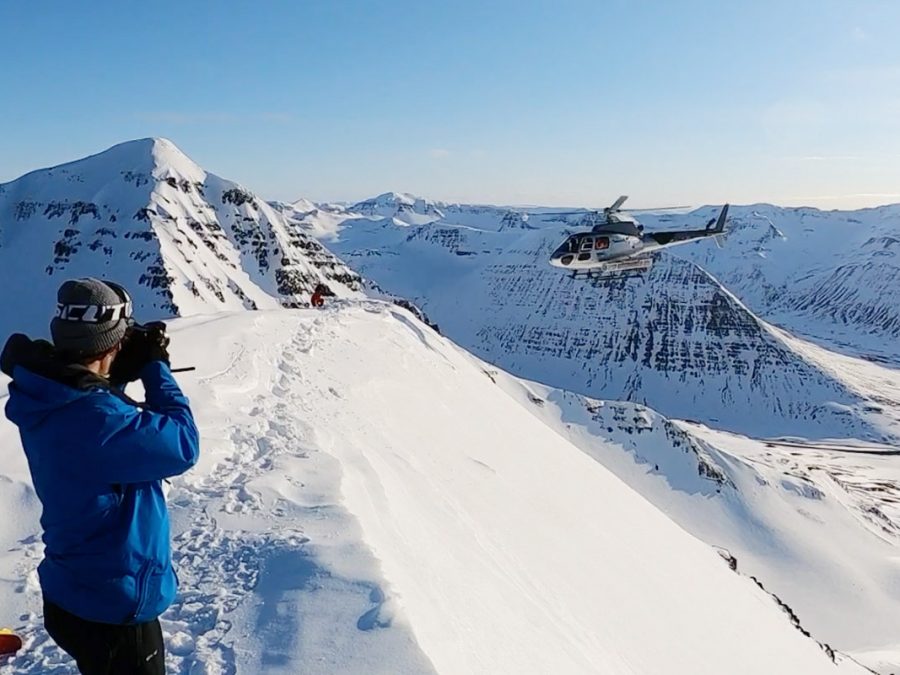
[1,313,432,675]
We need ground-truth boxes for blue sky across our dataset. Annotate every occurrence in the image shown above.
[2,1,899,208]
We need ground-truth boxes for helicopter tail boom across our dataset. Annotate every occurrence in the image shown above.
[646,204,729,248]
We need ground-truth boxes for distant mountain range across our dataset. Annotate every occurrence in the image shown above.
[290,192,900,362]
[4,140,897,443]
[286,195,900,442]
[654,203,900,361]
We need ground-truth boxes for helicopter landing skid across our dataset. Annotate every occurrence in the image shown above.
[570,257,653,280]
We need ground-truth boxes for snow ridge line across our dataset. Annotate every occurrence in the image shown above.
[716,551,878,673]
[161,317,419,674]
[1,313,430,674]
[160,320,349,674]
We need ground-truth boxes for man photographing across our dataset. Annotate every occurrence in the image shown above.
[1,278,200,675]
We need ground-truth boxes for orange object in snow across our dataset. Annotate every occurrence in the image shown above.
[0,629,22,656]
[310,291,324,308]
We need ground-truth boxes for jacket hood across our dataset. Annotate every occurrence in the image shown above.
[2,334,107,430]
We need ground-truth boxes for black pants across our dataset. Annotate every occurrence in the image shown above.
[43,600,165,675]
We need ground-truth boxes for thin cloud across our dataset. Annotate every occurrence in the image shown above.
[785,193,900,209]
[851,26,868,41]
[429,148,451,159]
[257,112,295,123]
[761,100,829,136]
[780,155,866,162]
[796,192,900,200]
[135,111,237,125]
[780,153,900,162]
[823,64,900,87]
[134,111,294,125]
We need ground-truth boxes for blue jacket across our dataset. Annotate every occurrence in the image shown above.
[3,342,199,625]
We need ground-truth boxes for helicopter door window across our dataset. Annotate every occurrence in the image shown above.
[579,237,594,252]
[594,237,609,250]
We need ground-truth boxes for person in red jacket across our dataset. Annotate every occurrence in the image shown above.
[310,283,334,308]
[310,288,325,307]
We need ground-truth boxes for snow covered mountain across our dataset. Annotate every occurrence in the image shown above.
[350,192,445,226]
[0,302,874,674]
[269,198,351,242]
[634,204,900,361]
[0,138,362,339]
[314,206,899,443]
[302,196,900,360]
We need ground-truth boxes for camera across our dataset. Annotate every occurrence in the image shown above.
[108,321,171,386]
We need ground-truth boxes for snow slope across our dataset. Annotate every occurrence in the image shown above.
[0,303,869,674]
[0,138,362,340]
[481,368,900,672]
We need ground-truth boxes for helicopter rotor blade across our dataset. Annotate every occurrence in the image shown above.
[519,210,589,217]
[628,205,692,213]
[607,195,628,212]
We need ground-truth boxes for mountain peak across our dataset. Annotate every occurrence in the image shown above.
[94,137,205,182]
[0,139,363,338]
[147,138,206,182]
[351,191,445,224]
[2,137,206,193]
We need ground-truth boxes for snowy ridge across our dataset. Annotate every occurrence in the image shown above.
[0,303,871,674]
[0,138,362,339]
[322,212,898,442]
[483,366,900,672]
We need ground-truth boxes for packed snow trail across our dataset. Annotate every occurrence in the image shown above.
[0,303,871,673]
[0,308,435,675]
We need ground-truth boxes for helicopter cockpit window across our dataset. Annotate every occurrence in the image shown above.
[579,237,594,252]
[594,237,609,250]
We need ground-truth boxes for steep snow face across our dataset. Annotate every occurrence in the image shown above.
[324,215,897,442]
[483,367,900,671]
[0,138,362,339]
[644,204,900,360]
[0,303,869,674]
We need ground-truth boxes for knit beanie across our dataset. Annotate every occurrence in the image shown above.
[50,278,132,359]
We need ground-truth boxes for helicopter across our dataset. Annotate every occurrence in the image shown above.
[543,196,729,278]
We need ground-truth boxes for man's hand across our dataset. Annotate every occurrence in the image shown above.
[109,322,171,387]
